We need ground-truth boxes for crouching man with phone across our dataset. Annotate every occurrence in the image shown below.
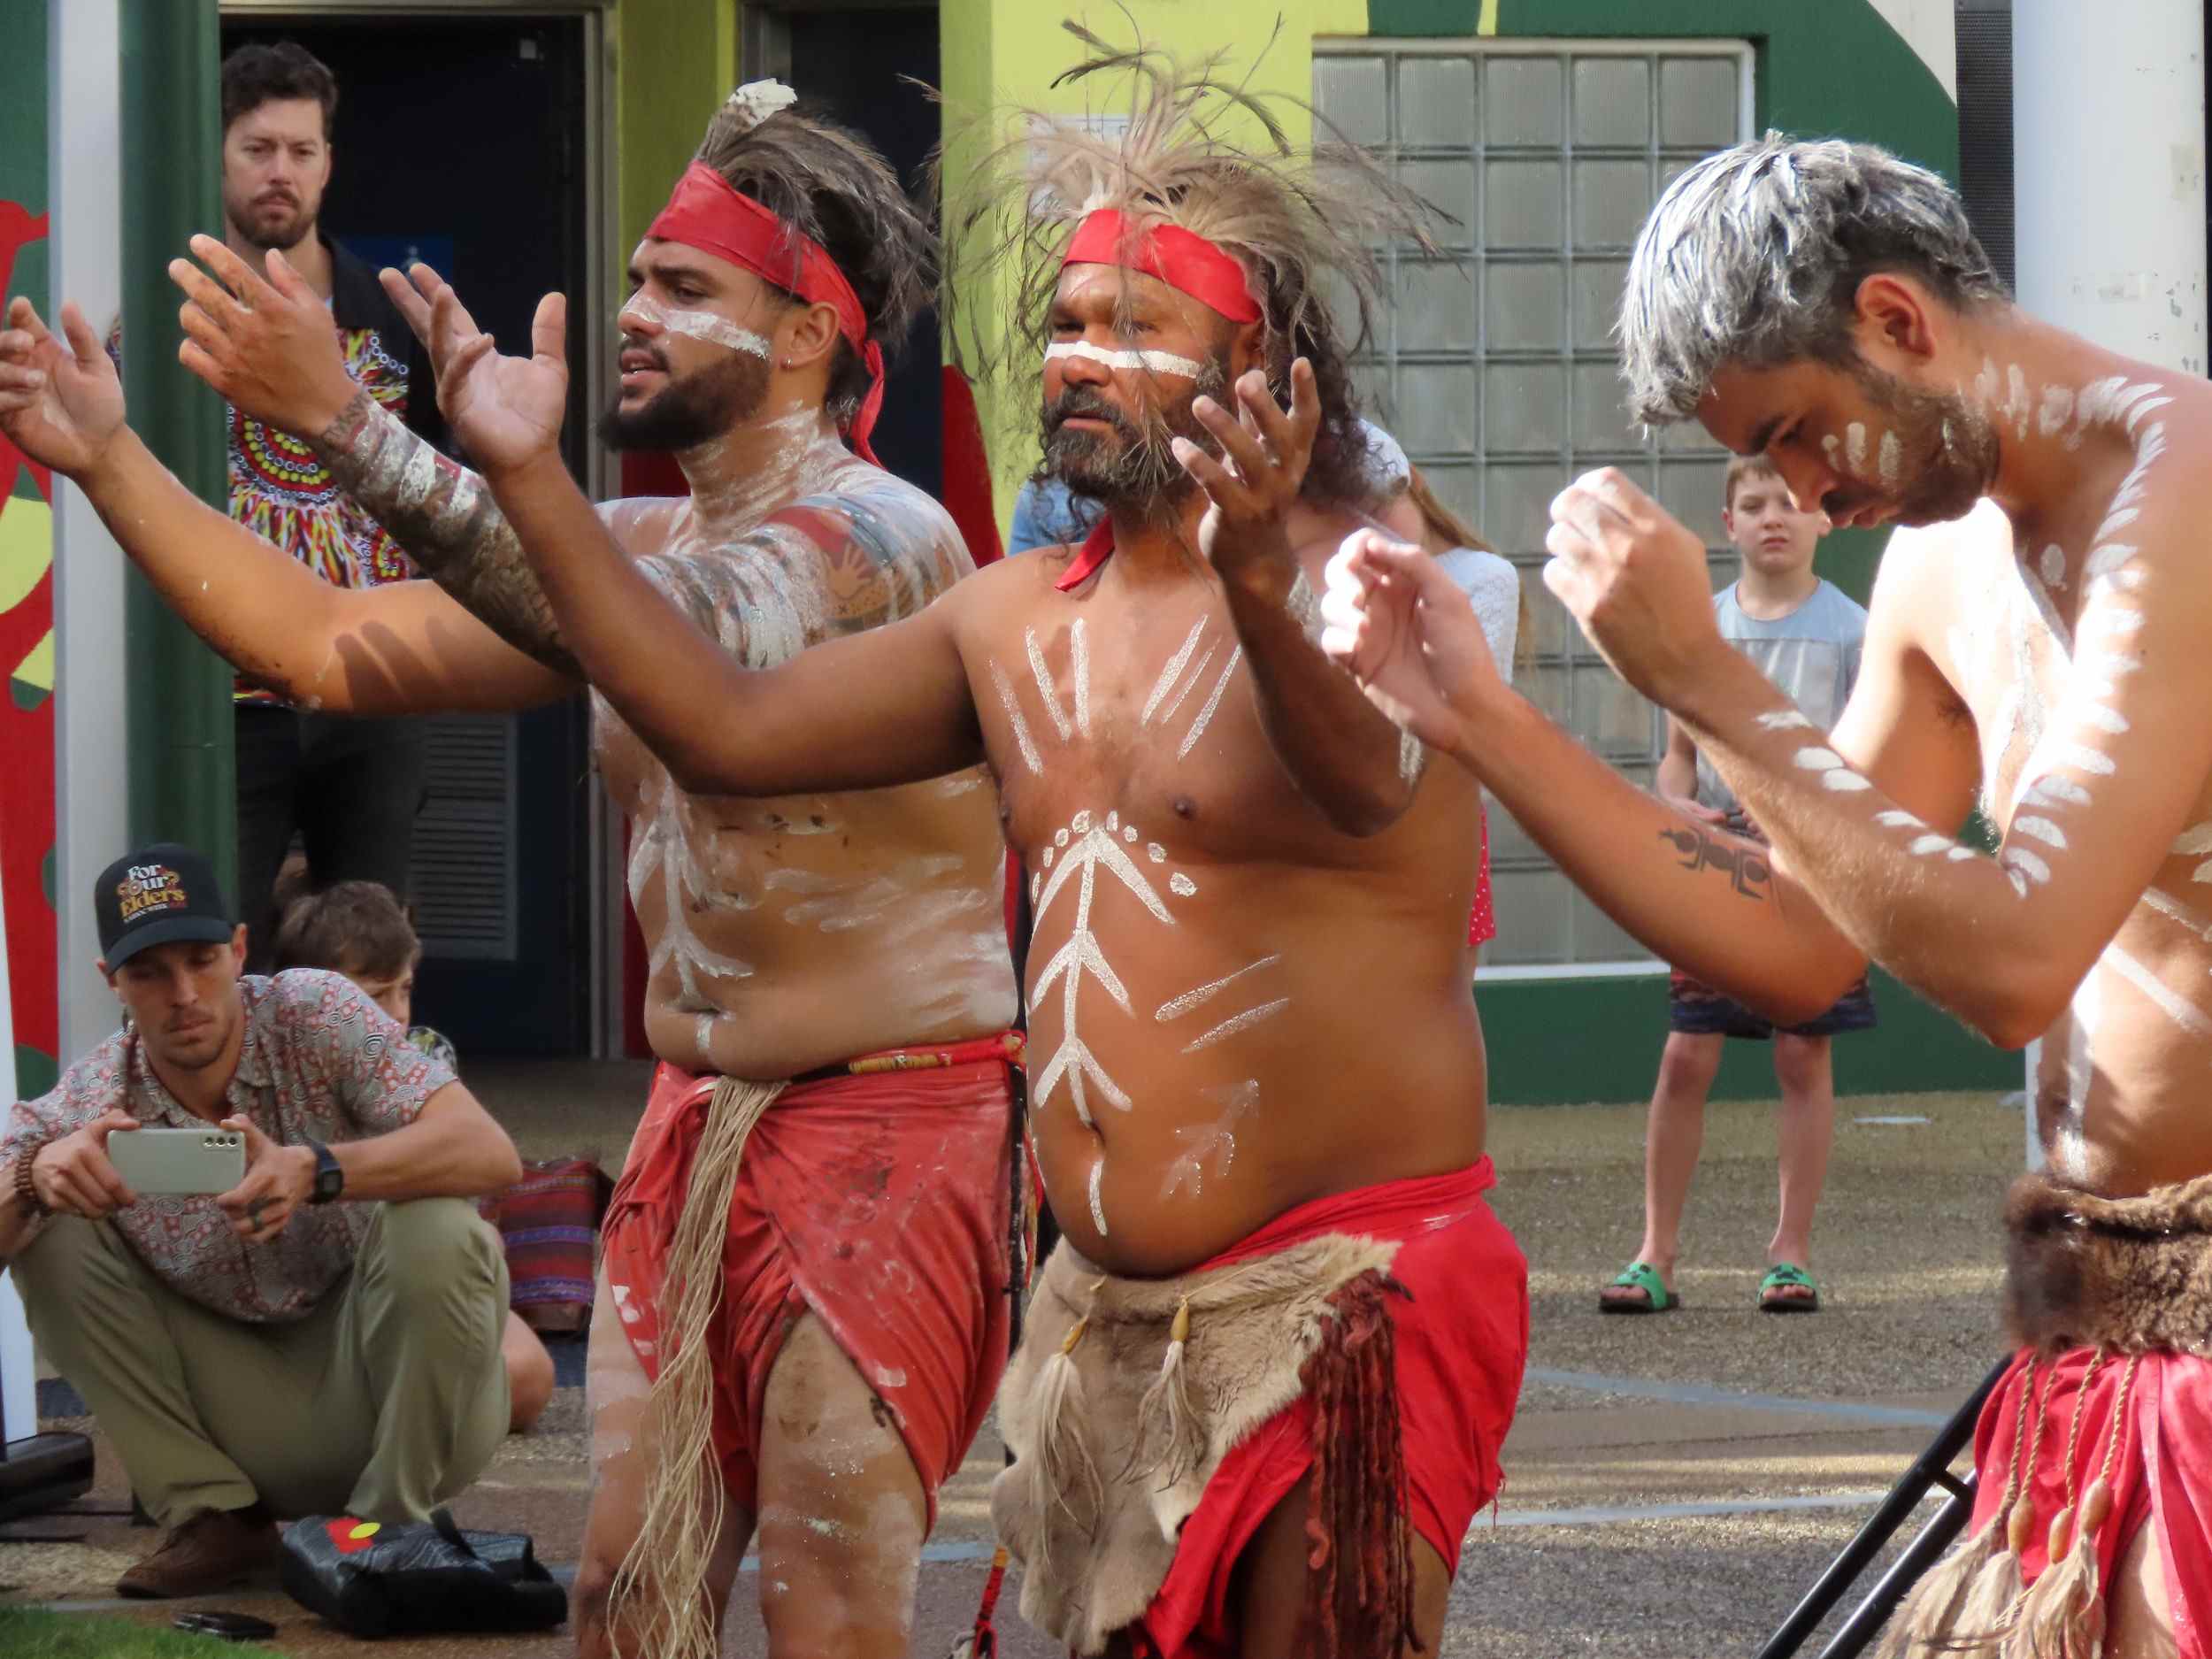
[0,842,527,1599]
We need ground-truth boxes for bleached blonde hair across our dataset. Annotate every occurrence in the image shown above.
[937,19,1448,504]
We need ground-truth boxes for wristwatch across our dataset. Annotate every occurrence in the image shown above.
[304,1139,345,1205]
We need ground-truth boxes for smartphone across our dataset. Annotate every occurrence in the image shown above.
[107,1127,246,1195]
[173,1610,277,1641]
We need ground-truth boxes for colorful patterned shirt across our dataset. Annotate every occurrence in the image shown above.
[227,237,434,704]
[2,970,457,1324]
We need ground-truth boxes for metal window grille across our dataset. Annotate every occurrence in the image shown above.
[1314,38,1754,968]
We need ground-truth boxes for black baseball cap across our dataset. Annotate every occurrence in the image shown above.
[96,844,238,972]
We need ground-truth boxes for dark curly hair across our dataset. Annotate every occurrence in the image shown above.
[221,42,338,142]
[693,96,938,426]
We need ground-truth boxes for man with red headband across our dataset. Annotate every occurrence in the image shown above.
[411,42,1530,1658]
[0,86,1022,1659]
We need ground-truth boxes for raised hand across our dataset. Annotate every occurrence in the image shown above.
[171,234,358,435]
[1318,530,1503,755]
[1173,358,1321,590]
[0,297,127,476]
[1544,467,1729,707]
[381,263,567,477]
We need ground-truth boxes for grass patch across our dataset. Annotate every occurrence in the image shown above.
[0,1606,250,1655]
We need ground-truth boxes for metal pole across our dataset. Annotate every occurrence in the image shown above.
[1755,1357,2008,1659]
[118,0,234,891]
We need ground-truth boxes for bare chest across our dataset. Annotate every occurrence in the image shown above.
[976,597,1325,876]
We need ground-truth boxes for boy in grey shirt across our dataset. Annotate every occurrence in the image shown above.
[1601,457,1873,1316]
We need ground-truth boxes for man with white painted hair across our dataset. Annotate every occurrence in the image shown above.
[1319,130,2212,1656]
[411,29,1528,1659]
[2,84,1024,1659]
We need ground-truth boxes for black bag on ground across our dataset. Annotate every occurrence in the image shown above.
[280,1509,566,1637]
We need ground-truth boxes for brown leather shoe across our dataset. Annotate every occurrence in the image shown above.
[116,1505,278,1599]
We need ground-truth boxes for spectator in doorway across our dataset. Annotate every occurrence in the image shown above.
[1600,456,1875,1317]
[0,843,531,1599]
[217,42,443,968]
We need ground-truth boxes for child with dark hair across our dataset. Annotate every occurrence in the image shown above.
[272,880,549,1429]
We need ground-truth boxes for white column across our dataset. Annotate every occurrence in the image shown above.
[48,0,130,1056]
[2014,0,2208,374]
[0,865,32,1439]
[2013,4,2207,1161]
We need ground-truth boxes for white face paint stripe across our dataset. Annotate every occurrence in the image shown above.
[1909,833,1953,856]
[621,294,772,359]
[1088,1159,1109,1236]
[1875,810,1924,829]
[2013,816,2068,849]
[2002,846,2053,887]
[1756,710,1814,731]
[1046,340,1205,378]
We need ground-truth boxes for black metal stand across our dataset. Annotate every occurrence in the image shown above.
[1755,1357,2012,1659]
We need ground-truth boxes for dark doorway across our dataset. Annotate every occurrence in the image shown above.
[221,13,596,1056]
[749,3,946,501]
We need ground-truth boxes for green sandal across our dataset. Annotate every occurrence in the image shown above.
[1759,1262,1821,1313]
[1599,1261,1680,1314]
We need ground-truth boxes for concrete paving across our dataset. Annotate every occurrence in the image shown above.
[4,1070,2023,1655]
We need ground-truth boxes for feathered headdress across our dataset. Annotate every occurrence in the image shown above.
[939,19,1444,382]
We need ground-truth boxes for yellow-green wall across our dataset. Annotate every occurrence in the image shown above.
[612,0,741,258]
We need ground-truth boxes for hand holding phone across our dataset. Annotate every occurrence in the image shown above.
[213,1117,316,1245]
[27,1110,142,1218]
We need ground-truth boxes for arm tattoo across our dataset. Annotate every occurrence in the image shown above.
[1656,825,1771,902]
[314,390,580,677]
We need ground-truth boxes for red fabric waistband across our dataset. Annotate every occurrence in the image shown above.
[1193,1157,1499,1275]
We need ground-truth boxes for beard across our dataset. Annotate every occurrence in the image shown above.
[1828,360,1999,528]
[226,189,315,253]
[596,347,772,452]
[1038,353,1233,512]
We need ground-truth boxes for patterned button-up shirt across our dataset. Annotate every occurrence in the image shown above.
[2,971,457,1324]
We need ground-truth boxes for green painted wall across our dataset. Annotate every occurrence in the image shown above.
[1479,967,2003,1106]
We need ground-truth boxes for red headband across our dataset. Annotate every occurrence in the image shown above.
[647,160,886,465]
[1061,210,1262,325]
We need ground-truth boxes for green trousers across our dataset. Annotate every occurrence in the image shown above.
[15,1198,511,1527]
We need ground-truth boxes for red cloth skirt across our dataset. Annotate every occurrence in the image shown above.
[1136,1158,1529,1658]
[1967,1345,2212,1655]
[600,1040,1018,1528]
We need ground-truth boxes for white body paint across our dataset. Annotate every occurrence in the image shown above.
[1046,340,1206,379]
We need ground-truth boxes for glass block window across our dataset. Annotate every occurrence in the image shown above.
[1314,40,1753,970]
